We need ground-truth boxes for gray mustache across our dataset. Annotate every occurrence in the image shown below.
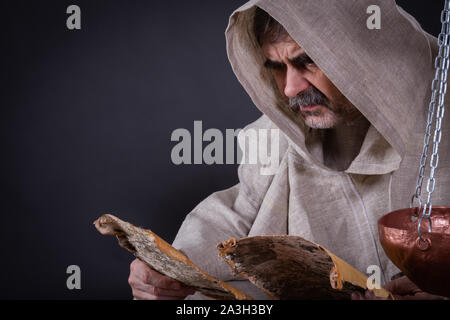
[288,87,330,111]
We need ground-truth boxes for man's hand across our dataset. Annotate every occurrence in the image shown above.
[351,276,448,300]
[128,258,196,300]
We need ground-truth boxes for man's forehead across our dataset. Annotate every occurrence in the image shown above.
[261,35,305,60]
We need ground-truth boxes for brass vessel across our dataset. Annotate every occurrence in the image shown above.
[378,207,450,297]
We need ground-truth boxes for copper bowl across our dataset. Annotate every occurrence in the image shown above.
[378,207,450,297]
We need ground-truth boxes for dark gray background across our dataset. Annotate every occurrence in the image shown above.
[0,0,443,299]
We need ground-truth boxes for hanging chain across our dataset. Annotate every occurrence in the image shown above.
[411,0,450,240]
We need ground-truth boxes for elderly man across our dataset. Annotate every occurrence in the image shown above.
[128,0,450,300]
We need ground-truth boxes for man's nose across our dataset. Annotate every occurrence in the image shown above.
[284,67,310,98]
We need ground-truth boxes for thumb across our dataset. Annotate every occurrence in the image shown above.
[384,276,420,296]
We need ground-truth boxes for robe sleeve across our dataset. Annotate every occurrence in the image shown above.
[171,162,273,300]
[171,115,285,299]
[171,165,262,281]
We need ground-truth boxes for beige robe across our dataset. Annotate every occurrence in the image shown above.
[172,0,450,299]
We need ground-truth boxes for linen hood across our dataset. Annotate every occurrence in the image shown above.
[226,0,435,174]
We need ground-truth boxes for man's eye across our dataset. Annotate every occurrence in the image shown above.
[272,64,287,71]
[264,60,287,71]
[293,60,315,70]
[291,56,316,70]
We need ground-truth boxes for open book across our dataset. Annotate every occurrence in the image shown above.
[93,214,391,300]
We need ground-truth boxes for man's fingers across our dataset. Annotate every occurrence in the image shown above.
[351,292,363,300]
[384,276,419,296]
[130,259,187,290]
[392,294,427,300]
[132,288,185,300]
[407,292,448,300]
[129,275,195,297]
[390,292,447,300]
[146,268,189,290]
[351,290,385,300]
[383,276,447,300]
[130,259,152,283]
[129,259,196,297]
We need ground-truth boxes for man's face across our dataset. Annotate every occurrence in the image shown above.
[262,35,359,129]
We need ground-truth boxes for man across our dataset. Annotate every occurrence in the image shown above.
[129,0,450,300]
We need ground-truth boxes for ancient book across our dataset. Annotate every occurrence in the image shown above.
[94,214,391,300]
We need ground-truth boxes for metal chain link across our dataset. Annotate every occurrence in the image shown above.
[411,0,450,240]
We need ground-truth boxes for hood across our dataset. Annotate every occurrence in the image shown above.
[225,0,436,174]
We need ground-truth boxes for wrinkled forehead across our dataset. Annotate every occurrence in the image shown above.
[261,35,305,60]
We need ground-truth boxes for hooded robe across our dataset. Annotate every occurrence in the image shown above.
[172,0,450,299]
